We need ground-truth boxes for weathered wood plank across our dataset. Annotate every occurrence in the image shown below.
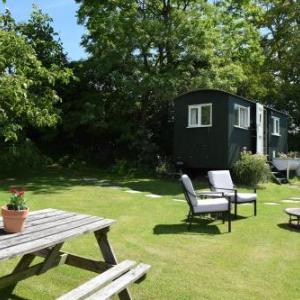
[38,243,64,274]
[0,212,79,242]
[0,253,68,289]
[0,218,115,261]
[0,214,96,248]
[94,230,119,265]
[34,250,112,273]
[65,254,112,273]
[86,264,151,300]
[0,254,36,295]
[57,260,137,300]
[94,229,132,300]
[0,216,99,251]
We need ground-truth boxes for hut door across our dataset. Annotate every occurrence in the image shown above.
[256,103,264,154]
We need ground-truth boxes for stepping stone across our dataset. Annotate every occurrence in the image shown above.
[96,179,109,183]
[264,202,280,206]
[125,190,142,194]
[145,194,162,198]
[289,197,300,200]
[281,200,299,203]
[173,199,185,202]
[82,177,99,182]
[69,178,80,182]
[109,186,122,189]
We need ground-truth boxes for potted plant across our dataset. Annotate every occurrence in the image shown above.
[1,188,29,233]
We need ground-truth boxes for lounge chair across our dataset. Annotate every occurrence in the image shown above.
[208,170,257,218]
[180,174,231,232]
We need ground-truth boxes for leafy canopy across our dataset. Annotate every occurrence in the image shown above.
[0,8,72,142]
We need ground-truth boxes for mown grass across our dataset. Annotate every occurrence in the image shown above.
[0,168,299,300]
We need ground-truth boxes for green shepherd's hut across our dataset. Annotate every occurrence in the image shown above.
[173,89,288,170]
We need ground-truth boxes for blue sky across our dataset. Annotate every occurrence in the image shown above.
[0,0,87,61]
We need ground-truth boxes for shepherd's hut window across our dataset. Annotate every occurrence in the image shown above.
[234,104,250,129]
[188,104,212,127]
[272,117,280,136]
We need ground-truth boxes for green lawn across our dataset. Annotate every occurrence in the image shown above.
[0,168,300,300]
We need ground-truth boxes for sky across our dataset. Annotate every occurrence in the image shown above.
[0,0,87,61]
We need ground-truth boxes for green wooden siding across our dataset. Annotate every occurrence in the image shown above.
[227,96,256,167]
[173,90,228,168]
[173,89,288,169]
[267,110,288,158]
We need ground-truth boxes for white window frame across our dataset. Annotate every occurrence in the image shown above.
[272,116,280,136]
[234,104,250,130]
[187,103,212,128]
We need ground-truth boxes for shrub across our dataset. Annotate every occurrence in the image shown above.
[233,152,271,186]
[155,156,175,177]
[0,139,52,174]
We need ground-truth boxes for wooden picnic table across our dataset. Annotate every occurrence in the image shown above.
[0,208,131,299]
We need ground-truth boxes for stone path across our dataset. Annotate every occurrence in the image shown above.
[88,178,300,207]
[281,199,300,203]
[145,194,162,198]
[125,190,142,194]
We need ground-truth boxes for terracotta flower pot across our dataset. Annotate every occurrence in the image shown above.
[1,206,29,233]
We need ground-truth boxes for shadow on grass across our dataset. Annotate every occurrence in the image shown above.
[0,167,205,198]
[114,178,208,197]
[0,293,29,300]
[277,223,300,232]
[0,167,117,195]
[153,218,224,235]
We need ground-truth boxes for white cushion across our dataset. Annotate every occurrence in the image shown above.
[225,192,256,203]
[193,198,229,213]
[208,170,234,193]
[181,174,198,206]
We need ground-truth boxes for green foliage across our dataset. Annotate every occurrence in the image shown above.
[71,0,265,165]
[0,139,52,173]
[233,152,271,186]
[0,9,73,143]
[18,5,68,68]
[259,0,300,129]
[111,160,137,176]
[7,188,26,210]
[155,156,175,177]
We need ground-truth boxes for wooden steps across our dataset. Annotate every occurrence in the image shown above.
[268,161,288,184]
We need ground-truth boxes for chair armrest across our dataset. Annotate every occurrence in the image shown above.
[213,186,237,192]
[196,191,224,199]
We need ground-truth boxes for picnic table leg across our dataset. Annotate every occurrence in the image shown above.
[38,243,64,274]
[0,253,35,297]
[94,228,132,300]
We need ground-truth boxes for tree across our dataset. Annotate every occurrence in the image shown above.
[75,0,265,164]
[0,9,72,142]
[18,5,68,68]
[259,0,300,131]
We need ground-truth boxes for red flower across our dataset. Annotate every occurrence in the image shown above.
[10,188,17,194]
[17,191,24,197]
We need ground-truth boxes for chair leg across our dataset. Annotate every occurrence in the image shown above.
[228,210,231,233]
[234,203,237,218]
[254,200,257,216]
[186,211,193,231]
[188,214,193,231]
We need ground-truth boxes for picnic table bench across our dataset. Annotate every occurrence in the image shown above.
[0,208,150,299]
